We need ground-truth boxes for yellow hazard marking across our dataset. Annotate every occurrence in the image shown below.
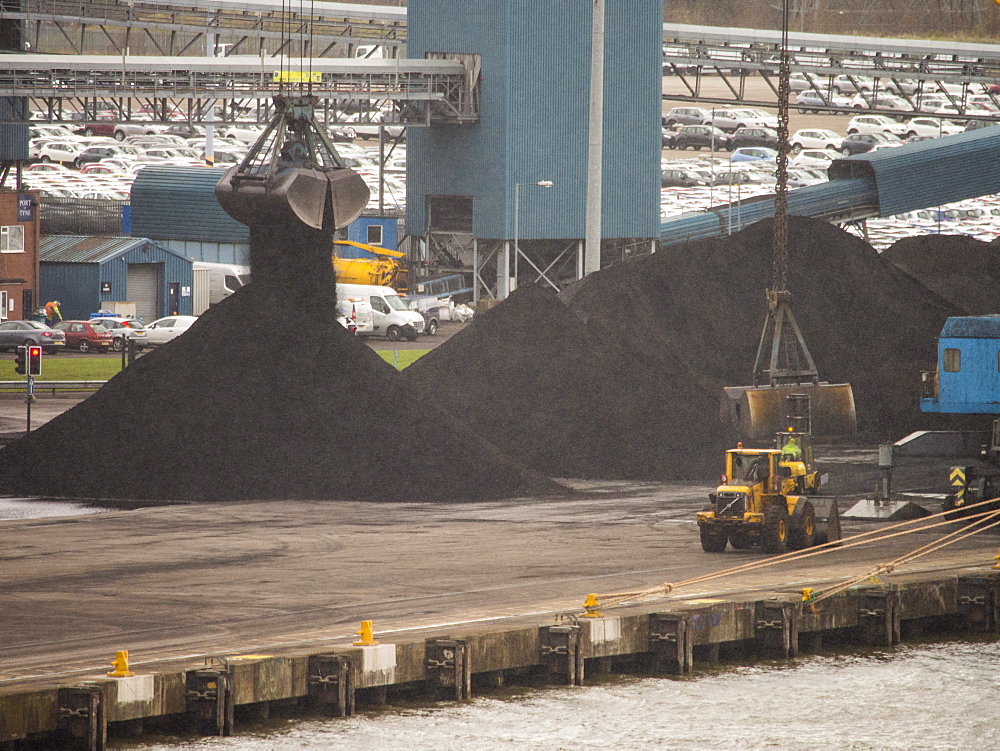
[950,467,966,484]
[230,654,273,660]
[684,599,725,605]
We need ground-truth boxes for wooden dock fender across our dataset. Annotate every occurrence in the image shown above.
[855,587,901,647]
[57,685,106,751]
[957,574,1000,632]
[754,598,800,659]
[185,668,234,737]
[648,613,693,674]
[307,654,355,717]
[424,639,471,701]
[540,625,584,686]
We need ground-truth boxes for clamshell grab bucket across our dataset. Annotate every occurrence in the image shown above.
[721,383,857,439]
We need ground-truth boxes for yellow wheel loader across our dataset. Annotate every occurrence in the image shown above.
[696,431,841,554]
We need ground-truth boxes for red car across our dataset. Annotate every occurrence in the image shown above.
[53,320,115,353]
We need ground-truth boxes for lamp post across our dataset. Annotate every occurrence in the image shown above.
[513,180,553,292]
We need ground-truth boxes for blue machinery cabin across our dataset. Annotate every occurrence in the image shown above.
[921,316,1000,415]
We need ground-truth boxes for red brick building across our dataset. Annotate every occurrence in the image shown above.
[0,189,40,320]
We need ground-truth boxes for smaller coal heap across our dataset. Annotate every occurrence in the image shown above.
[0,225,556,502]
[882,234,1000,315]
[401,284,730,480]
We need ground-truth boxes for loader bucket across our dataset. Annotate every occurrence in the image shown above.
[721,383,856,439]
[807,495,842,545]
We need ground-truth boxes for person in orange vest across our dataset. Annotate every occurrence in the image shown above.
[44,300,62,328]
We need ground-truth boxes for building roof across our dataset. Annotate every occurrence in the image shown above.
[940,316,1000,339]
[40,235,186,264]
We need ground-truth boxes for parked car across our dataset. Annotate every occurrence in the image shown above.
[89,316,149,351]
[849,92,914,116]
[847,114,909,137]
[661,167,709,187]
[662,106,711,129]
[832,74,875,95]
[53,320,114,352]
[404,296,445,336]
[795,90,853,113]
[730,147,778,163]
[36,141,89,166]
[0,320,67,354]
[903,117,964,138]
[144,315,198,346]
[727,127,779,150]
[789,128,843,153]
[669,124,730,151]
[839,132,902,155]
[790,148,840,168]
[704,108,770,133]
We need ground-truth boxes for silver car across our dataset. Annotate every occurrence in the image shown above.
[0,320,67,354]
[90,317,149,351]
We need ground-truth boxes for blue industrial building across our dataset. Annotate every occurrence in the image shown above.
[40,236,193,323]
[406,0,663,298]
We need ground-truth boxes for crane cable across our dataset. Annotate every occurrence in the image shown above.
[589,496,1000,611]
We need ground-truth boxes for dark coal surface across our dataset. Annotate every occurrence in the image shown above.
[881,234,1000,315]
[401,284,730,480]
[0,222,557,502]
[405,217,976,483]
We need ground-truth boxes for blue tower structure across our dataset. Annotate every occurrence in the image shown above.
[406,0,662,300]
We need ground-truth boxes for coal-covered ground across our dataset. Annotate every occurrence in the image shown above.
[0,221,559,502]
[881,233,1000,315]
[404,217,981,482]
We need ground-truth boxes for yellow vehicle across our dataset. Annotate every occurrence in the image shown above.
[332,241,409,292]
[696,430,841,554]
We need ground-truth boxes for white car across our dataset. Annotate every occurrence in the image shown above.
[790,128,843,152]
[903,118,964,138]
[222,123,265,144]
[704,108,772,133]
[795,90,853,112]
[849,92,915,115]
[791,148,840,168]
[832,74,875,94]
[36,141,89,165]
[847,115,909,137]
[144,315,198,346]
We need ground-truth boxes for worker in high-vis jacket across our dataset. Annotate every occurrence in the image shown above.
[781,436,802,460]
[44,300,62,328]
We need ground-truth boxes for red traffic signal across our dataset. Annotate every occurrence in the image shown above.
[26,345,41,377]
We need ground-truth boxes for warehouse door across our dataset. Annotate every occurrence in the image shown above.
[127,263,161,323]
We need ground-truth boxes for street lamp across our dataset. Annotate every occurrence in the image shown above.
[513,180,553,292]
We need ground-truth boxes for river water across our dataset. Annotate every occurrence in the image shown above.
[129,637,998,750]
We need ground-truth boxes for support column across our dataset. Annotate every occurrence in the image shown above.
[540,625,584,686]
[57,686,106,751]
[648,613,693,674]
[425,639,472,701]
[307,655,355,717]
[497,240,511,300]
[185,669,234,737]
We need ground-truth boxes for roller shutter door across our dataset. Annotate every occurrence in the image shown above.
[127,263,160,323]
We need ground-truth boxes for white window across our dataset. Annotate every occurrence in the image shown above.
[0,291,7,320]
[0,225,24,253]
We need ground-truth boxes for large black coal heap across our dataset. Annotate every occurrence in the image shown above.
[0,224,557,502]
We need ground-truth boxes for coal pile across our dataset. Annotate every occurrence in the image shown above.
[401,284,730,480]
[0,222,557,502]
[881,234,1000,315]
[562,217,966,443]
[405,217,968,482]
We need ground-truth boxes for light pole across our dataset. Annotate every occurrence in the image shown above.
[513,180,553,292]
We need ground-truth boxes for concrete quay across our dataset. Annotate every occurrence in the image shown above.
[1,474,999,748]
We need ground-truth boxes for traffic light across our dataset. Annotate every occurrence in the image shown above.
[26,345,41,377]
[13,346,25,375]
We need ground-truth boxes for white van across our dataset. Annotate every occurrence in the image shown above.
[336,294,375,336]
[336,283,424,341]
[192,262,251,313]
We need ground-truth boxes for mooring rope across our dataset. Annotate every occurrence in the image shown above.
[590,496,1000,611]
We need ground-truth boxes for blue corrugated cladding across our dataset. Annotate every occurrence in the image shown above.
[0,97,28,161]
[828,128,1000,218]
[347,217,399,249]
[40,263,102,323]
[130,166,250,244]
[934,334,1000,414]
[407,0,661,240]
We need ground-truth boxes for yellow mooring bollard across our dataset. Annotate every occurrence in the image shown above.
[581,594,603,618]
[801,588,814,602]
[107,650,135,677]
[353,620,379,646]
[993,550,1000,570]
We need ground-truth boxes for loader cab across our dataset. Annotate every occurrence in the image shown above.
[724,449,780,489]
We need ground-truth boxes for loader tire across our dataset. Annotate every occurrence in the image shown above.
[728,531,753,550]
[699,525,727,553]
[788,500,816,551]
[762,503,789,554]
